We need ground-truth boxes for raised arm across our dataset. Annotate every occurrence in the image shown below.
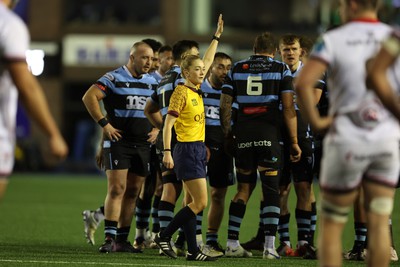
[202,14,224,73]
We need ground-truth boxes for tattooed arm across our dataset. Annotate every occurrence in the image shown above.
[219,93,233,138]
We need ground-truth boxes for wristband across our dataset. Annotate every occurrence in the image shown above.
[212,35,220,42]
[163,149,171,152]
[97,117,109,128]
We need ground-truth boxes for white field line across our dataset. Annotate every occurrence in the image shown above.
[0,259,215,267]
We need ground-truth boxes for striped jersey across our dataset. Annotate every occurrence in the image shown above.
[222,55,293,125]
[150,65,184,118]
[149,70,163,83]
[0,3,29,144]
[95,65,158,144]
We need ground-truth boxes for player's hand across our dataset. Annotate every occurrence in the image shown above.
[215,14,223,37]
[48,134,68,160]
[147,128,160,144]
[290,143,302,162]
[163,152,174,169]
[103,124,122,142]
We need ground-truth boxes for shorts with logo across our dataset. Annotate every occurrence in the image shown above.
[280,135,314,186]
[320,136,400,193]
[206,143,235,188]
[103,139,151,177]
[0,138,15,178]
[234,124,282,171]
[173,141,207,181]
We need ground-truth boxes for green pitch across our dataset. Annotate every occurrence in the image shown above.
[0,173,399,266]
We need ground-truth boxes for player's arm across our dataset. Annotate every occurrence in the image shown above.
[281,91,301,162]
[202,14,224,73]
[368,39,400,121]
[82,84,122,141]
[8,61,68,159]
[144,98,163,130]
[219,93,233,138]
[295,59,332,132]
[162,114,177,169]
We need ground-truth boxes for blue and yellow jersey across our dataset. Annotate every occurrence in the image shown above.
[168,84,205,142]
[95,65,158,143]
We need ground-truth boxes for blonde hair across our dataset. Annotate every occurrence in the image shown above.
[180,54,201,79]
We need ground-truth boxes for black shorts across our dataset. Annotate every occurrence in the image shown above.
[156,146,180,184]
[234,125,282,171]
[280,136,314,186]
[102,139,151,177]
[206,144,235,188]
[173,142,207,180]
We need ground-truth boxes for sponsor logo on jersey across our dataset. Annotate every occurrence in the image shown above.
[104,73,115,81]
[237,140,272,148]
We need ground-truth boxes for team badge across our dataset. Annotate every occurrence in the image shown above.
[192,99,198,106]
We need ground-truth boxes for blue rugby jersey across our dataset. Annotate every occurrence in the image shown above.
[201,78,238,145]
[222,55,293,125]
[95,65,158,144]
[150,65,184,118]
[149,70,163,83]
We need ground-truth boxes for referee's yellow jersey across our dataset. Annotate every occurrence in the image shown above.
[167,84,205,142]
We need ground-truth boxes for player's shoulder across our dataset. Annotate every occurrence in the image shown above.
[0,6,29,40]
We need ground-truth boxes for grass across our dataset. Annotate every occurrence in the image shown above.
[0,173,399,266]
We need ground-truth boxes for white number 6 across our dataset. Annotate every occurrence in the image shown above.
[246,76,263,95]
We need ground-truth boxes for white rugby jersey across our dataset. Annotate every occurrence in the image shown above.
[0,3,29,144]
[311,19,400,141]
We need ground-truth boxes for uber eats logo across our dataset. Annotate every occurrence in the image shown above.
[238,140,272,148]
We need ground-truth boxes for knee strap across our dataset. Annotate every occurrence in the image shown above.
[369,197,393,215]
[320,198,351,223]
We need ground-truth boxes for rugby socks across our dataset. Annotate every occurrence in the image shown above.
[353,222,367,249]
[160,206,197,254]
[151,195,161,234]
[260,172,280,246]
[116,226,130,243]
[196,211,203,247]
[255,201,265,241]
[227,201,246,241]
[206,231,218,244]
[135,197,151,239]
[295,208,311,246]
[175,228,185,248]
[278,213,291,247]
[104,219,118,240]
[262,203,280,249]
[158,200,175,234]
[309,201,317,246]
